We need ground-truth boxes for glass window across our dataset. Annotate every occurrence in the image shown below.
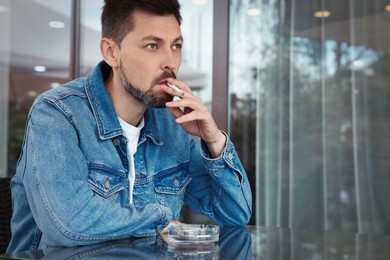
[229,0,390,233]
[80,0,102,76]
[1,0,72,177]
[0,0,11,178]
[180,0,213,104]
[178,0,214,223]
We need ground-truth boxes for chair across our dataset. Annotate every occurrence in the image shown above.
[0,177,12,254]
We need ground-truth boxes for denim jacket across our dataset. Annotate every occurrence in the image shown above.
[7,61,252,253]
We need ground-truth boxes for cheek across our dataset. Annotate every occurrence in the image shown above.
[124,62,153,87]
[175,55,182,73]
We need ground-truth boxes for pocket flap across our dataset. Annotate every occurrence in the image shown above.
[88,164,125,198]
[154,170,191,195]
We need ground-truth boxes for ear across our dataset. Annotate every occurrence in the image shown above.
[100,38,119,68]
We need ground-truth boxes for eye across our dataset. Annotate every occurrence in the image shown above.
[172,43,182,50]
[146,43,157,49]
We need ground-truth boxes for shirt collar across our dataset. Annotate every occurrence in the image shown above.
[85,61,162,145]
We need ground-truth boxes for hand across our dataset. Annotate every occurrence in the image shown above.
[164,79,227,158]
[160,220,184,244]
[160,220,183,234]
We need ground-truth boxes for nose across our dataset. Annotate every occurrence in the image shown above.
[161,48,179,72]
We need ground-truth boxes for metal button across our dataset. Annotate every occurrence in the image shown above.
[113,138,120,146]
[135,173,145,179]
[174,176,180,187]
[104,177,110,189]
[228,151,233,161]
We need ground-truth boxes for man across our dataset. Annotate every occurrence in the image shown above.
[7,0,252,252]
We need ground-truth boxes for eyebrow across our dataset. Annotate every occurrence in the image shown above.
[141,35,184,43]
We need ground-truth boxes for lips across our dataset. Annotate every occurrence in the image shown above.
[154,70,176,86]
[159,80,169,86]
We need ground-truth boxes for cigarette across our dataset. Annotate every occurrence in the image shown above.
[167,83,185,96]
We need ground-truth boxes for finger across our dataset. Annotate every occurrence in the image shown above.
[166,98,207,112]
[175,110,210,124]
[166,79,204,102]
[167,107,184,119]
[167,78,191,93]
[160,226,169,234]
[160,84,185,98]
[167,79,207,103]
[167,83,185,96]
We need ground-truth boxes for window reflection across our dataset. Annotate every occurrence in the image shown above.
[229,0,390,233]
[3,0,71,177]
[80,0,103,76]
[0,0,10,178]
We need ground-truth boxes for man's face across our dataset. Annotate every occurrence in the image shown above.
[118,10,183,107]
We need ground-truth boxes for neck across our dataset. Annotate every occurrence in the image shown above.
[105,71,146,126]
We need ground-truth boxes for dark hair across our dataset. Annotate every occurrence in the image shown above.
[101,0,182,46]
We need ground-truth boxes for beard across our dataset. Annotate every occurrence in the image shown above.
[119,61,175,108]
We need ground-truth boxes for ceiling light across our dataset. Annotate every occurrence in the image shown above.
[34,66,47,72]
[247,8,261,16]
[385,5,390,12]
[192,0,208,5]
[352,60,365,67]
[314,11,331,18]
[49,21,65,29]
[50,82,61,88]
[27,91,39,98]
[351,60,367,71]
[363,68,375,77]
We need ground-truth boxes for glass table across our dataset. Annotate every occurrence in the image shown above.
[1,225,390,259]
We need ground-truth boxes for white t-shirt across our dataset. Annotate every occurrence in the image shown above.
[118,116,144,204]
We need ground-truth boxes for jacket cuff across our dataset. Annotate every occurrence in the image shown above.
[155,205,172,234]
[200,132,239,174]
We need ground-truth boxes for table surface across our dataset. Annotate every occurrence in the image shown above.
[1,225,390,259]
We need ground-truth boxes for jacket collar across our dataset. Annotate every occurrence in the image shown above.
[84,61,162,145]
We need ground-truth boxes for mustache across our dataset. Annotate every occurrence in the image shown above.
[152,70,177,85]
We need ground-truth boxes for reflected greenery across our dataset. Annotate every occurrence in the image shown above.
[7,103,28,176]
[229,0,390,234]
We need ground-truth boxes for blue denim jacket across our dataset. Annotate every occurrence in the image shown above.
[7,61,252,253]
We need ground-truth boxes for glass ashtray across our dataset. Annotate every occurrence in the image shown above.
[168,224,220,245]
[168,242,220,259]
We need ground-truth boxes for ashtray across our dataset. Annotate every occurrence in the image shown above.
[168,224,220,245]
[168,242,219,259]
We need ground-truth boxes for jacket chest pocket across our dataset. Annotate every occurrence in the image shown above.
[133,165,191,219]
[87,164,126,203]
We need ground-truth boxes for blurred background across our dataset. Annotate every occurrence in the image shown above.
[1,0,390,239]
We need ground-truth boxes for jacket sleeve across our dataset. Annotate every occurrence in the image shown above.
[19,99,172,247]
[184,133,252,226]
